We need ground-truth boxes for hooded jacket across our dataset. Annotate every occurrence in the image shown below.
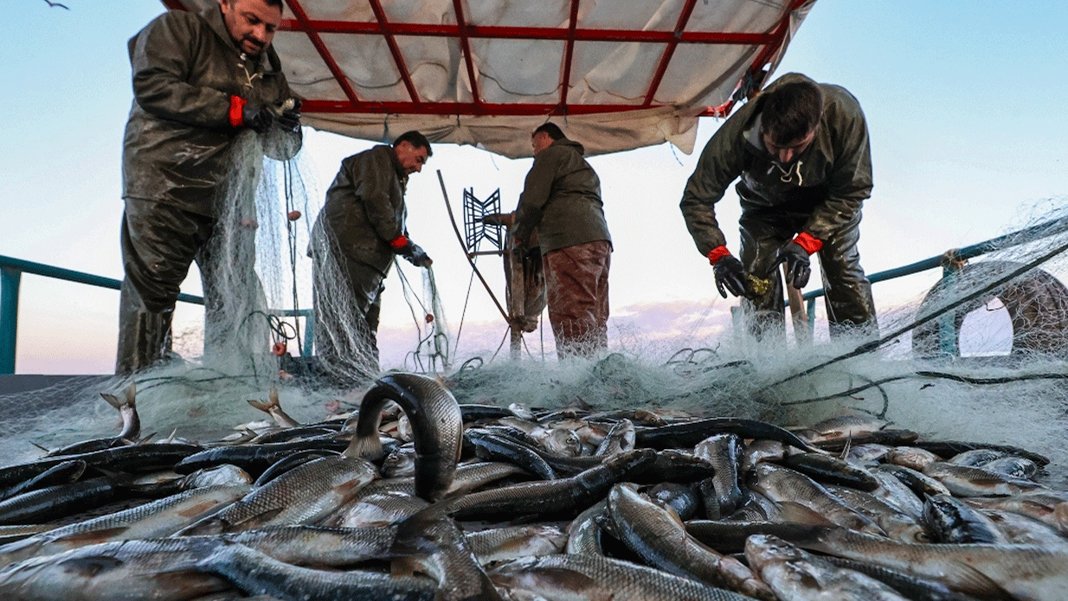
[513,138,612,253]
[122,6,301,216]
[679,73,873,256]
[315,145,410,277]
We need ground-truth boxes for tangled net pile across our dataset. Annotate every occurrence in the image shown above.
[1,144,1066,486]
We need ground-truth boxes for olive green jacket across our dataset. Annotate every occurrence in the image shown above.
[122,6,301,216]
[514,138,612,253]
[315,145,410,277]
[679,73,873,256]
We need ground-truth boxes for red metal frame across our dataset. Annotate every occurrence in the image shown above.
[451,0,482,108]
[559,0,581,107]
[642,0,698,108]
[286,0,361,105]
[368,0,420,104]
[165,0,814,118]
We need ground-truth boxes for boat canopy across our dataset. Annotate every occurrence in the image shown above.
[164,0,815,157]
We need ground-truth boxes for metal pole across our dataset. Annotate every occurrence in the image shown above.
[436,171,510,322]
[0,267,22,374]
[938,258,962,356]
[784,264,809,345]
[505,237,525,360]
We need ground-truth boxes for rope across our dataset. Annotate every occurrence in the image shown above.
[282,160,304,357]
[426,267,451,371]
[781,369,1068,408]
[394,261,451,373]
[452,266,478,357]
[437,170,510,322]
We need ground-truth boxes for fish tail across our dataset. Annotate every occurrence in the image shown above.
[343,433,384,460]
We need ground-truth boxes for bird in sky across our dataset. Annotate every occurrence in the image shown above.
[42,0,70,9]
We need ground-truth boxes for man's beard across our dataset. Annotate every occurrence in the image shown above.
[242,37,265,56]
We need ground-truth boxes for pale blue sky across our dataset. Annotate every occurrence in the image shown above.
[2,1,1066,373]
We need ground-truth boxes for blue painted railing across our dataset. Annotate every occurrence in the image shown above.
[0,255,312,374]
[4,215,1066,374]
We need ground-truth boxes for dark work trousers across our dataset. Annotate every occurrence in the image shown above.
[739,207,877,339]
[543,240,612,359]
[311,243,385,380]
[116,197,261,374]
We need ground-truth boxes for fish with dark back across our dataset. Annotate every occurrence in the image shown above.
[0,374,1063,601]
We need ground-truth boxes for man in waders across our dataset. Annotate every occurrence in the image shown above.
[117,0,302,374]
[680,73,877,338]
[309,131,433,381]
[512,123,612,359]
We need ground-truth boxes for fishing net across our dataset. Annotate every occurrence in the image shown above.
[1,139,1066,486]
[0,133,454,460]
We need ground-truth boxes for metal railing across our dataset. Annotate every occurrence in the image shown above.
[0,255,312,375]
[4,215,1067,374]
[801,215,1068,349]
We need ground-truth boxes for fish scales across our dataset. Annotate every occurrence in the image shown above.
[490,553,757,600]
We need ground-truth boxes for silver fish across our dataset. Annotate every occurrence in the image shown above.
[825,485,928,544]
[221,525,397,567]
[334,490,429,528]
[536,427,583,457]
[467,524,567,564]
[180,464,253,489]
[350,461,529,512]
[0,483,249,564]
[844,443,892,467]
[508,403,535,420]
[490,553,756,600]
[695,433,746,518]
[347,373,464,501]
[180,455,375,534]
[745,534,909,600]
[749,464,883,535]
[964,491,1068,533]
[603,483,774,600]
[0,538,229,601]
[922,494,1006,544]
[103,383,141,443]
[922,461,1043,497]
[885,446,941,471]
[566,499,607,556]
[799,413,889,443]
[391,505,503,600]
[877,464,952,498]
[383,443,417,478]
[0,524,51,545]
[979,456,1039,480]
[981,508,1068,546]
[741,439,794,471]
[448,449,656,519]
[197,542,435,600]
[947,449,1008,467]
[869,469,925,520]
[246,387,300,429]
[802,525,1068,600]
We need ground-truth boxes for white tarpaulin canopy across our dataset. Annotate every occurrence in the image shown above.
[165,0,815,157]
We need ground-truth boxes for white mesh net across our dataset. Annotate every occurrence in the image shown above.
[1,147,1066,488]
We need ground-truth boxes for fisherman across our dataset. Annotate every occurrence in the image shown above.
[116,0,302,374]
[680,72,877,338]
[309,131,434,380]
[512,123,612,358]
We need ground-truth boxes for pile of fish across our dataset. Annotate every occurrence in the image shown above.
[0,372,1065,600]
